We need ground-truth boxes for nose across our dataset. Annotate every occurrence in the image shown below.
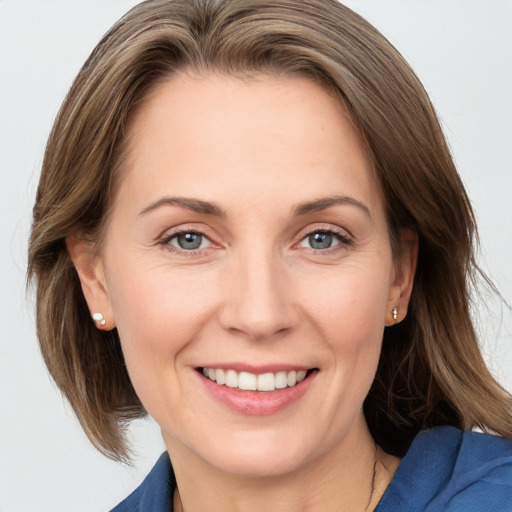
[219,248,300,342]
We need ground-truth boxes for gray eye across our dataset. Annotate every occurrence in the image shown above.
[175,232,204,250]
[308,232,333,249]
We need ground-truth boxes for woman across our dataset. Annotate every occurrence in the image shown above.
[28,0,512,510]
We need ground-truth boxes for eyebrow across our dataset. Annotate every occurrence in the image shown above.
[139,194,371,219]
[139,196,226,217]
[294,195,371,218]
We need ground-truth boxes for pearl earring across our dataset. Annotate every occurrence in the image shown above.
[92,312,106,327]
[391,307,398,321]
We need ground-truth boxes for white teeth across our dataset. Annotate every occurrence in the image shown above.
[225,369,238,388]
[257,373,275,391]
[297,370,307,382]
[275,371,288,389]
[202,368,310,392]
[287,371,297,387]
[215,368,226,385]
[238,372,257,391]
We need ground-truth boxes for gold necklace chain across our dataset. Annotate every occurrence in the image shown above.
[364,441,380,511]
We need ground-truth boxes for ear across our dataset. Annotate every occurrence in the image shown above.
[66,233,115,330]
[385,229,418,326]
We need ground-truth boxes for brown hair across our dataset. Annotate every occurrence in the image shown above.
[28,0,512,461]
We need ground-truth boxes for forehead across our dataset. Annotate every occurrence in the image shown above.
[117,72,382,218]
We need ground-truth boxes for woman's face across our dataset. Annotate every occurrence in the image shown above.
[78,73,415,477]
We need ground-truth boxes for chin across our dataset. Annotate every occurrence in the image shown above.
[206,445,310,479]
[183,425,327,479]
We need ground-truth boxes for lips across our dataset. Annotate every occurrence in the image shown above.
[197,366,317,415]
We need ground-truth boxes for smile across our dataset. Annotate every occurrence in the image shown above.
[197,366,318,415]
[201,367,308,392]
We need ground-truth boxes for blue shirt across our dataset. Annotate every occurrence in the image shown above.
[111,426,512,511]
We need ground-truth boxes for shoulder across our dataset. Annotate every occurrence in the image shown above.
[110,452,175,512]
[377,426,512,512]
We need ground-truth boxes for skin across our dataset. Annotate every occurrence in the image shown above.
[69,73,416,511]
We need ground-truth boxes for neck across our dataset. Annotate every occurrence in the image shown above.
[167,416,399,512]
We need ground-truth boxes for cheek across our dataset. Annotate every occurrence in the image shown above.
[297,258,391,400]
[105,265,222,427]
[106,262,217,369]
[300,260,391,341]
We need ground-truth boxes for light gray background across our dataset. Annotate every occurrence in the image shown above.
[1,1,510,511]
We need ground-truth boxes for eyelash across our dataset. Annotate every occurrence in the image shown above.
[158,226,353,255]
[159,229,214,255]
[296,227,353,252]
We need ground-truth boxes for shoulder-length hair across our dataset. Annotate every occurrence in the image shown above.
[28,0,512,461]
